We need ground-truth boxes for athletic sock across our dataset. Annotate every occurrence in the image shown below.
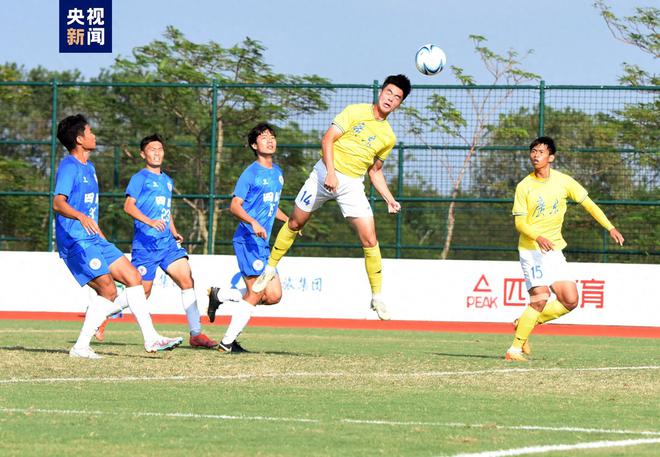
[112,290,129,314]
[74,295,118,349]
[181,288,201,336]
[124,285,159,343]
[267,223,299,268]
[222,299,255,345]
[511,306,541,350]
[537,299,571,324]
[363,243,382,295]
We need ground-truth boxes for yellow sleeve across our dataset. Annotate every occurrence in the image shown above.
[331,105,355,133]
[566,175,589,203]
[581,197,615,231]
[376,142,394,162]
[515,215,541,241]
[511,182,527,216]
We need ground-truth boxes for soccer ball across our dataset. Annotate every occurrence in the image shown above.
[415,44,446,76]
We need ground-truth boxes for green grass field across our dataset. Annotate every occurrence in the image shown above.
[0,319,658,457]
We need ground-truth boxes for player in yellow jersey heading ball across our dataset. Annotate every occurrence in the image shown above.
[252,75,412,320]
[505,136,625,361]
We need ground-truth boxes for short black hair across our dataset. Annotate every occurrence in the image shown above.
[382,74,412,100]
[530,136,557,155]
[140,133,165,151]
[247,123,276,156]
[57,114,88,152]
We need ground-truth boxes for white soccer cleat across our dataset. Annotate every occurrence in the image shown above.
[370,297,391,320]
[144,336,183,353]
[252,265,276,293]
[69,346,102,359]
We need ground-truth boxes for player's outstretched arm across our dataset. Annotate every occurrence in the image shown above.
[123,196,166,232]
[580,197,624,246]
[321,125,342,192]
[368,159,400,214]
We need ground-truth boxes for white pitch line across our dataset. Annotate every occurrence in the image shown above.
[341,419,660,436]
[1,365,658,385]
[444,437,660,457]
[1,408,658,438]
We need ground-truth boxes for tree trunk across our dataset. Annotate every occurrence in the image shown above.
[209,114,224,254]
[440,144,477,259]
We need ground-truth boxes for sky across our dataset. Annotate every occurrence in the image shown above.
[1,0,657,85]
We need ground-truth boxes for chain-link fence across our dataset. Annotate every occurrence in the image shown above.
[0,80,657,263]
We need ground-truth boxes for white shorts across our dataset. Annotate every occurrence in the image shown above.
[294,160,373,218]
[518,249,572,291]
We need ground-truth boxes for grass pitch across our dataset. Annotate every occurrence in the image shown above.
[0,319,658,457]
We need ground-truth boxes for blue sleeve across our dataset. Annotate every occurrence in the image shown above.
[233,168,252,200]
[54,160,76,197]
[126,172,145,199]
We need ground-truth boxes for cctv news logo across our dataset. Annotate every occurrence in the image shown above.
[59,0,112,53]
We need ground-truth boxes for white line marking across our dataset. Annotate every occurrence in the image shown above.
[1,408,658,438]
[1,365,658,385]
[341,419,660,436]
[444,438,660,457]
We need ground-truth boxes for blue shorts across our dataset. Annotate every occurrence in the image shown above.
[62,238,124,286]
[233,238,270,277]
[131,238,188,281]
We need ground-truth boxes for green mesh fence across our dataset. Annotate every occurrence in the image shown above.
[0,81,657,263]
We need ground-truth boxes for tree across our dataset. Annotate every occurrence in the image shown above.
[402,35,539,259]
[594,1,659,85]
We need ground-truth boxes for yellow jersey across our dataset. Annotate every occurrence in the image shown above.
[512,169,588,251]
[330,103,396,178]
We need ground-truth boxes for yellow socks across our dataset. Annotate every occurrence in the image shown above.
[537,299,571,324]
[363,244,382,295]
[512,306,541,350]
[267,223,299,268]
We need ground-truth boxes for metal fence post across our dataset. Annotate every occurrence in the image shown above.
[207,78,218,254]
[47,79,58,252]
[395,142,404,259]
[538,79,545,137]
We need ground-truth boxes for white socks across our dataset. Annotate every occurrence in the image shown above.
[222,299,255,345]
[74,295,117,349]
[181,288,201,336]
[125,285,159,343]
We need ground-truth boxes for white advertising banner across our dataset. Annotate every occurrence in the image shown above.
[0,251,658,327]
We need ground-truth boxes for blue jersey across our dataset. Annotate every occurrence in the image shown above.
[54,155,100,258]
[233,162,284,245]
[125,169,174,250]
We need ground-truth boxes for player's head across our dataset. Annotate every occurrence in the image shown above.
[382,74,412,100]
[140,133,165,168]
[530,136,556,155]
[247,123,277,157]
[57,114,95,152]
[529,136,556,167]
[376,75,411,117]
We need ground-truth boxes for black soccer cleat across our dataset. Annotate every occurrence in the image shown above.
[207,287,223,323]
[217,340,249,354]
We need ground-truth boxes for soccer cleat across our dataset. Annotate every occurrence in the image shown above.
[144,336,183,353]
[94,319,108,342]
[505,349,528,362]
[217,340,249,354]
[370,297,391,320]
[206,287,224,323]
[189,333,218,349]
[69,346,102,359]
[251,265,276,294]
[513,319,532,355]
